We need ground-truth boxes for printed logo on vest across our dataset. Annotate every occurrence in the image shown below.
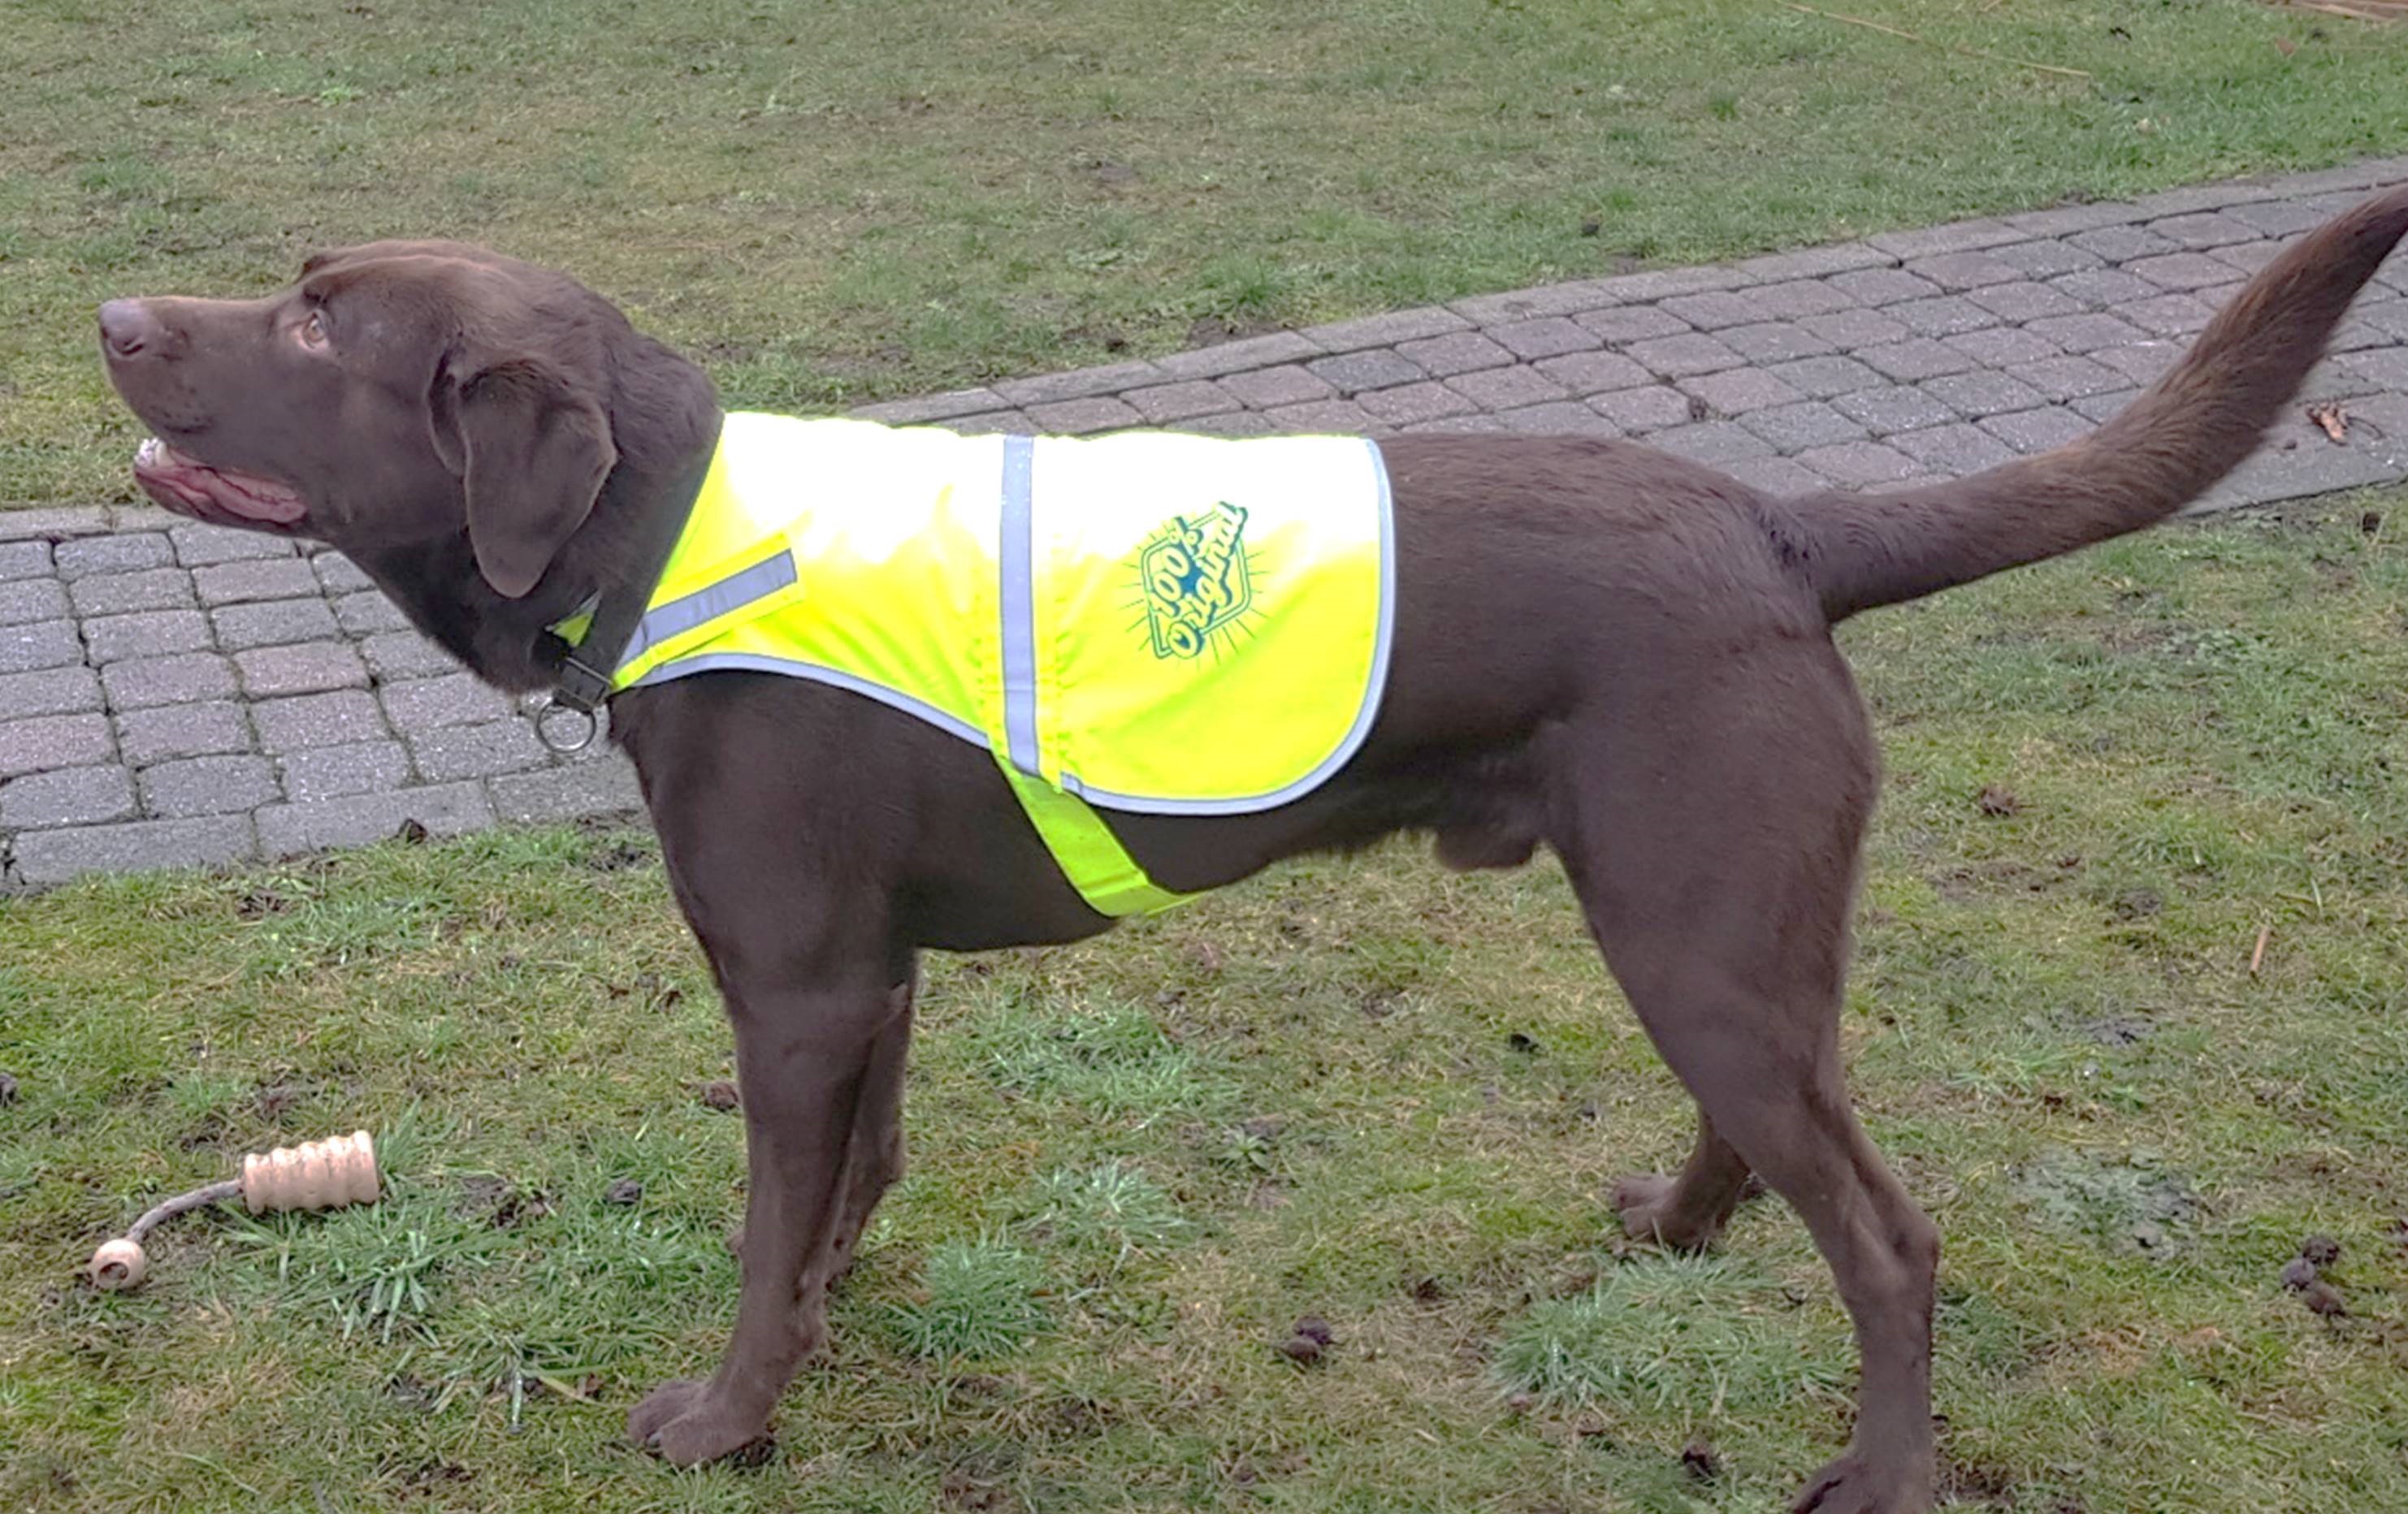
[1136,501,1253,660]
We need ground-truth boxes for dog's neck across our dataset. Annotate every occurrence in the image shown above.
[348,340,723,694]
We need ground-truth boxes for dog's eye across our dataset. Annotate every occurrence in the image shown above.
[297,310,329,349]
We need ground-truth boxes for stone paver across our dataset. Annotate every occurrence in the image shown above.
[6,159,2408,889]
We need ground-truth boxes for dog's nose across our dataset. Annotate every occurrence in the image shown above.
[99,300,161,359]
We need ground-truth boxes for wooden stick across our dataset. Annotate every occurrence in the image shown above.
[2250,924,2272,977]
[2280,0,2406,21]
[1781,2,2095,79]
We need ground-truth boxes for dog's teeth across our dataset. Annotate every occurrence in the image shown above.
[136,436,161,466]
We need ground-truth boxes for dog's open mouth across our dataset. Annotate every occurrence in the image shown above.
[132,435,309,530]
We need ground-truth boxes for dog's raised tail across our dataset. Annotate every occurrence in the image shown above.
[1787,182,2408,625]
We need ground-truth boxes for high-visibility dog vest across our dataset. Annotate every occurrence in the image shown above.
[594,413,1393,915]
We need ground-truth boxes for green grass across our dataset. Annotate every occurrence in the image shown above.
[6,489,2408,1510]
[8,0,2408,502]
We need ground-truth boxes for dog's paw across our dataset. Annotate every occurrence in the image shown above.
[1610,1174,1723,1251]
[1789,1450,1932,1514]
[628,1378,773,1467]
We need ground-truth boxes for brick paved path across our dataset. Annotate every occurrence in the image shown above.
[9,158,2408,889]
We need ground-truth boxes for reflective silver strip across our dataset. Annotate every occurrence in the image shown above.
[625,652,992,749]
[1069,437,1397,815]
[998,434,1042,776]
[614,551,798,675]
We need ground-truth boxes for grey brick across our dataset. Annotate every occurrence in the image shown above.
[1305,349,1428,395]
[1647,421,1773,466]
[1392,332,1516,377]
[1832,385,1959,435]
[87,609,212,665]
[253,690,388,753]
[1,713,114,780]
[942,411,1033,435]
[1531,349,1654,394]
[1660,290,1772,331]
[1176,409,1278,437]
[357,631,462,682]
[1447,282,1621,323]
[1890,296,1999,339]
[2068,225,2178,262]
[1942,327,2064,368]
[1798,308,1912,350]
[2093,343,2185,386]
[1742,279,1860,319]
[313,552,375,595]
[2049,268,2162,308]
[278,740,413,802]
[2069,390,2142,423]
[1828,268,1942,307]
[70,568,194,617]
[0,507,111,543]
[1924,370,2050,419]
[1732,243,1894,281]
[1721,455,1829,496]
[1,764,136,828]
[1591,265,1750,302]
[993,361,1167,409]
[1495,401,1618,435]
[1865,218,2020,259]
[1625,333,1743,378]
[2025,313,2151,354]
[116,702,253,766]
[0,542,51,582]
[2339,346,2408,391]
[490,755,646,824]
[137,755,278,818]
[2006,355,2129,402]
[1298,307,1471,352]
[1120,381,1241,424]
[2127,181,2292,216]
[849,387,1007,425]
[1858,339,1977,382]
[211,597,340,651]
[101,652,236,711]
[1738,401,1868,452]
[1902,251,2025,291]
[406,721,548,783]
[0,621,83,676]
[1444,366,1572,409]
[1795,440,1921,487]
[1890,423,2017,475]
[1357,382,1480,426]
[11,815,255,888]
[1987,240,2104,279]
[1980,407,2096,455]
[0,666,102,720]
[1999,202,2147,238]
[1678,368,1806,417]
[1217,364,1336,409]
[1397,413,1510,435]
[2143,211,2259,249]
[1027,396,1141,435]
[1717,322,1838,364]
[1484,317,1600,360]
[1257,398,1379,435]
[2225,198,2336,237]
[234,642,370,698]
[333,592,410,635]
[2128,252,2238,292]
[254,781,495,859]
[379,673,512,733]
[1966,281,2088,324]
[195,559,319,608]
[0,579,69,627]
[1589,386,1697,432]
[1148,331,1322,382]
[1762,356,1886,399]
[53,534,171,581]
[168,523,295,566]
[1574,305,1694,344]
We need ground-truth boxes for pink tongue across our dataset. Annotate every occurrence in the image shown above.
[140,442,307,523]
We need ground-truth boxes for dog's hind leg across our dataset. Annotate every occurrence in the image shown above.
[1555,636,1936,1514]
[1610,1113,1754,1249]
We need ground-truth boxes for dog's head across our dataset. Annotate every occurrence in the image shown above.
[100,241,701,599]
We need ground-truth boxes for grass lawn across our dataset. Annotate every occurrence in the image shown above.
[5,489,2408,1511]
[8,0,2408,504]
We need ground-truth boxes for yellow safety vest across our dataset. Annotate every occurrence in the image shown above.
[586,413,1392,916]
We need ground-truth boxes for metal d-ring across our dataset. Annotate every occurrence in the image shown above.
[533,698,599,754]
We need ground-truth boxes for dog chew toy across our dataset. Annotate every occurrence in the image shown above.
[88,1131,379,1290]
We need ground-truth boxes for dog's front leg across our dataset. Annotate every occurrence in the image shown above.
[628,967,908,1465]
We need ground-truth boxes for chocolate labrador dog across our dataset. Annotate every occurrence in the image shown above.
[99,186,2408,1512]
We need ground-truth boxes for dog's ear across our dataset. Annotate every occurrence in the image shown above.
[428,350,616,599]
